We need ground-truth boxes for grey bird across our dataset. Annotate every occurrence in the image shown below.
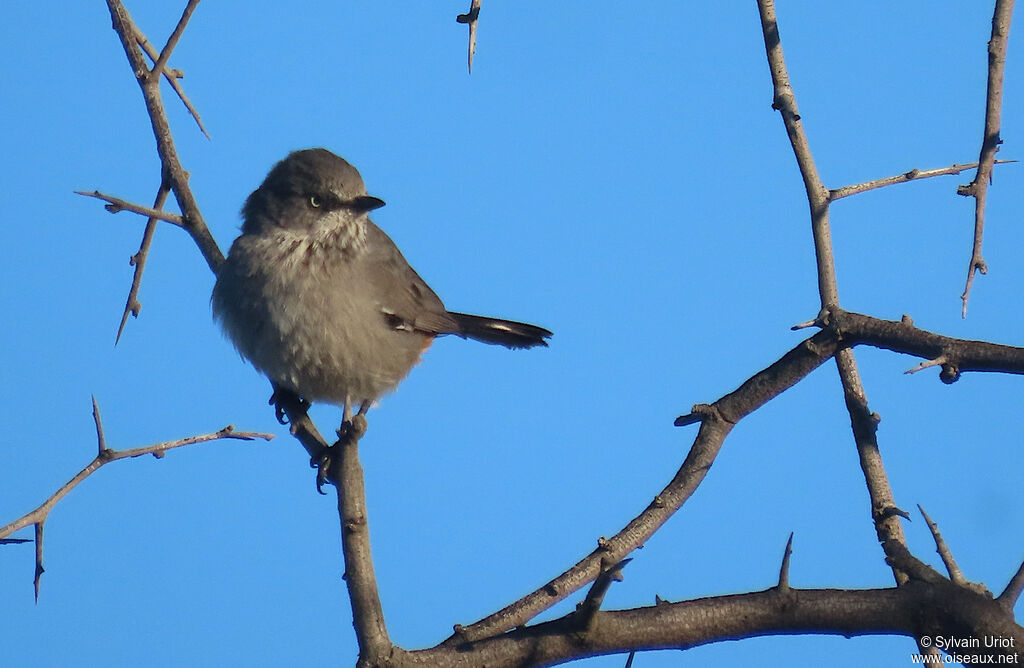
[212,148,551,429]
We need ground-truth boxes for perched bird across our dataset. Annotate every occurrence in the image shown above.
[212,148,551,428]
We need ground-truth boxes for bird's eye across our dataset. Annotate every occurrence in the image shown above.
[309,195,321,208]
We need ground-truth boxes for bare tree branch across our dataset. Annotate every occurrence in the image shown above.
[325,416,392,662]
[75,189,184,227]
[103,0,224,273]
[452,328,844,644]
[135,32,209,138]
[829,160,1015,201]
[450,300,1024,646]
[832,308,1024,378]
[757,0,915,587]
[1,422,273,541]
[960,0,1016,317]
[64,4,1021,666]
[0,399,273,599]
[149,0,201,87]
[423,585,1022,667]
[115,180,171,343]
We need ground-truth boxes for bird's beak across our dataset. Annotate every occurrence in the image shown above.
[351,195,386,213]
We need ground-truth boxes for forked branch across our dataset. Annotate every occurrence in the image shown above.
[0,397,273,598]
[960,0,1016,317]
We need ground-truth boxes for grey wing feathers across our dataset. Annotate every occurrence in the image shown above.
[362,222,460,335]
[362,221,552,348]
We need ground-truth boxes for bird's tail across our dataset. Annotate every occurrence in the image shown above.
[447,312,552,349]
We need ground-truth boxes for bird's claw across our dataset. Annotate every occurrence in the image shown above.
[338,414,369,443]
[270,389,309,425]
[313,448,333,494]
[310,415,368,494]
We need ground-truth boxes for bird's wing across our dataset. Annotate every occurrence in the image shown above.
[360,221,460,336]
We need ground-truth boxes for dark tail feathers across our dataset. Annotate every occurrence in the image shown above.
[448,312,552,349]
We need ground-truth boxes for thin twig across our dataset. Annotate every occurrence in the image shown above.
[104,0,224,273]
[115,181,171,344]
[456,0,481,72]
[1,417,272,598]
[149,0,201,85]
[0,422,273,542]
[75,190,183,227]
[829,161,1015,201]
[960,0,1015,318]
[135,33,209,138]
[918,506,966,585]
[756,0,835,307]
[778,532,794,591]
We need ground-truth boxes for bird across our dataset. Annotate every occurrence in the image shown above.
[211,148,551,434]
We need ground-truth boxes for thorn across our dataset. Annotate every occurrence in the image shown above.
[778,532,794,591]
[34,522,44,602]
[790,317,819,330]
[92,396,107,456]
[904,355,947,375]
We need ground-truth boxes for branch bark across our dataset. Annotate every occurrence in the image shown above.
[0,397,272,599]
[960,0,1016,317]
[408,585,1022,667]
[757,0,913,586]
[452,327,844,644]
[104,0,224,274]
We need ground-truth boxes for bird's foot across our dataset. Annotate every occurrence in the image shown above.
[311,414,369,494]
[337,413,368,444]
[270,388,309,425]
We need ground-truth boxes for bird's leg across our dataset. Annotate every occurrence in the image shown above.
[337,399,369,443]
[316,398,370,494]
[352,401,371,433]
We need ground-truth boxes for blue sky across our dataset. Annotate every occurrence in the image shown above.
[2,3,1021,667]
